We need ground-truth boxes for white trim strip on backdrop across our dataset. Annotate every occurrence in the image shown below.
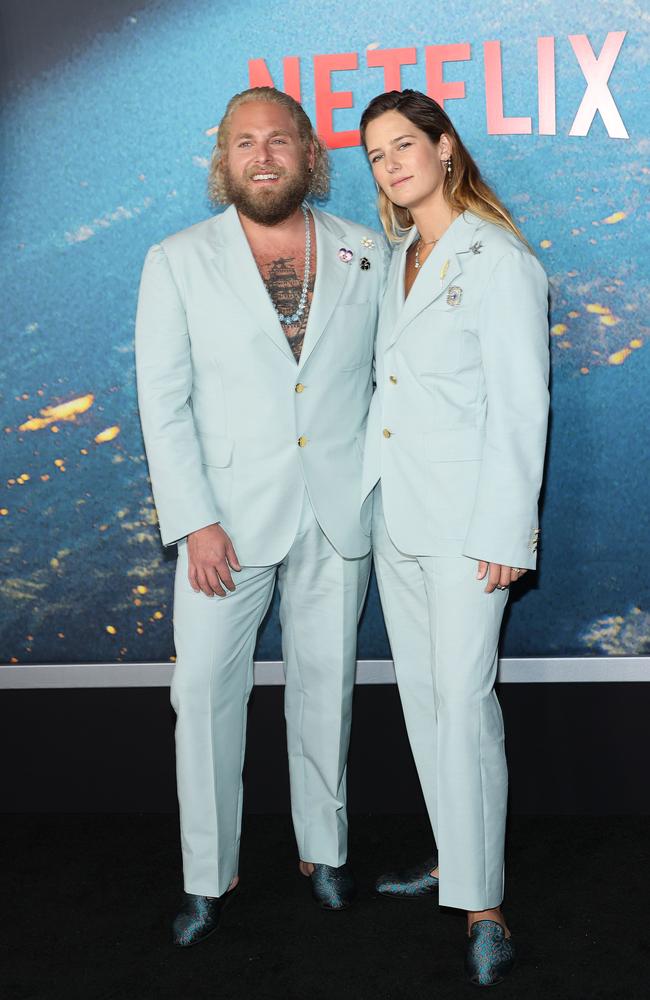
[0,657,648,688]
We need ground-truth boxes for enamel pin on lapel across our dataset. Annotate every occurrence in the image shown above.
[440,260,449,283]
[338,247,354,263]
[447,285,462,307]
[361,237,375,249]
[360,257,371,270]
[458,240,484,257]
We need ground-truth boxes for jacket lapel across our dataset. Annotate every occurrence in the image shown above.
[298,207,351,371]
[207,205,295,364]
[386,212,480,349]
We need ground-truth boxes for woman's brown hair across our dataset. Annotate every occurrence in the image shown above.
[360,89,527,246]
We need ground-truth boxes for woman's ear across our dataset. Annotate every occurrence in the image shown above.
[439,133,453,162]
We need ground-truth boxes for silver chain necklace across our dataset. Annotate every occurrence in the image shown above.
[414,235,438,270]
[274,203,311,325]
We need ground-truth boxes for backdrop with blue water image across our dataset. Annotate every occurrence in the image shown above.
[1,0,648,668]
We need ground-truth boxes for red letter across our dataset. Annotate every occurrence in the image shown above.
[366,47,417,91]
[425,44,470,107]
[313,52,360,149]
[248,57,301,103]
[537,37,556,135]
[569,32,628,139]
[484,41,532,135]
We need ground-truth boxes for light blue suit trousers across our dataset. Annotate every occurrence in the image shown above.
[373,487,508,911]
[172,490,370,896]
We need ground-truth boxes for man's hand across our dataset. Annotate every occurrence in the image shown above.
[187,523,241,596]
[477,561,527,594]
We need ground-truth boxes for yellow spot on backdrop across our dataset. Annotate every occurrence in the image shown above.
[630,339,643,349]
[602,211,626,224]
[600,315,620,327]
[551,324,567,336]
[136,585,148,594]
[19,393,94,432]
[580,367,590,375]
[568,311,580,319]
[153,611,164,620]
[41,474,50,482]
[50,558,60,569]
[0,508,8,516]
[106,625,117,635]
[586,304,610,315]
[95,425,120,444]
[540,239,552,249]
[558,341,572,349]
[54,459,64,467]
[608,349,631,366]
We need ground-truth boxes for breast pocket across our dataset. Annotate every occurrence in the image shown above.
[406,306,468,375]
[331,302,374,371]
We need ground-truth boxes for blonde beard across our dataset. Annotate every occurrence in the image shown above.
[223,166,311,225]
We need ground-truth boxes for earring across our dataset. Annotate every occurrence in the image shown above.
[445,158,452,175]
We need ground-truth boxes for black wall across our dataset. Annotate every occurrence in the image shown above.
[2,684,649,814]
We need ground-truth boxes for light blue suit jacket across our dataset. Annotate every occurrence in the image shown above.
[135,204,387,564]
[362,211,549,570]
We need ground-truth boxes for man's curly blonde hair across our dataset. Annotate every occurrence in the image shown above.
[208,86,330,204]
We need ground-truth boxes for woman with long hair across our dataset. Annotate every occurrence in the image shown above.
[359,90,550,986]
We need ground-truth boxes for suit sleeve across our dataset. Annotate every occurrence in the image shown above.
[462,247,550,570]
[135,243,221,546]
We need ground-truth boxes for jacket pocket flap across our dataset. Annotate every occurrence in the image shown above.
[423,427,483,463]
[198,433,234,468]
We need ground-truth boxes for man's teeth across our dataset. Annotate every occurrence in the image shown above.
[252,173,279,180]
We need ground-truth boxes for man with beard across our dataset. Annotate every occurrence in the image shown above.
[135,87,387,946]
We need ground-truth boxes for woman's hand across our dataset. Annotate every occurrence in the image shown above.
[476,561,527,594]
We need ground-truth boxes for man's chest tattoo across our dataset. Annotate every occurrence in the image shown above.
[259,255,316,363]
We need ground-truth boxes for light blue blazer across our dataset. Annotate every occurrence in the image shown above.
[362,211,549,570]
[135,204,387,564]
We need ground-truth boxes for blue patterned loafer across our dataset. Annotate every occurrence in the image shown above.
[172,887,236,947]
[309,863,356,909]
[465,920,515,987]
[375,856,439,898]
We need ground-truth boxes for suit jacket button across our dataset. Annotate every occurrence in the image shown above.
[389,375,397,384]
[295,383,305,393]
[298,435,307,447]
[383,428,392,439]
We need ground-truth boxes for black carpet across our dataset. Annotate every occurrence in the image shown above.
[2,814,648,1000]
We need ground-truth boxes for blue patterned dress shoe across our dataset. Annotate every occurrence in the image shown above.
[375,856,439,898]
[172,887,236,947]
[465,920,515,987]
[309,863,356,909]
